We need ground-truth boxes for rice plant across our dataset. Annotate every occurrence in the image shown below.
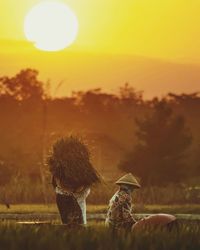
[0,221,199,250]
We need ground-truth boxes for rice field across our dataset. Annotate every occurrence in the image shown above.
[0,204,200,214]
[0,220,199,250]
[0,204,199,249]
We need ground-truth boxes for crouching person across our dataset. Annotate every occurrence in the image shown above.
[105,173,141,230]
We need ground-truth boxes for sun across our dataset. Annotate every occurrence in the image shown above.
[24,1,79,52]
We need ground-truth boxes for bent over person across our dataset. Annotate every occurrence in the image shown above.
[48,136,100,226]
[52,176,90,225]
[106,173,141,230]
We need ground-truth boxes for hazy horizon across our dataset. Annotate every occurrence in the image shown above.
[0,39,200,99]
[1,0,200,98]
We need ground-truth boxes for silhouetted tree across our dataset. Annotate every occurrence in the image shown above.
[119,100,192,185]
[0,69,45,100]
[119,83,143,105]
[0,69,199,188]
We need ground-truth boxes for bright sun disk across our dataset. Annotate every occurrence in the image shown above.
[24,1,79,52]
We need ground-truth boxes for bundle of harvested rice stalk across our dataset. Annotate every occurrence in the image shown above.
[47,136,100,190]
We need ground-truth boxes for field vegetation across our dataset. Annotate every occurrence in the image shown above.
[1,179,199,205]
[0,221,199,250]
[0,204,200,215]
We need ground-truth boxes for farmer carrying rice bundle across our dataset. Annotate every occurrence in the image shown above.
[48,136,100,225]
[106,173,141,230]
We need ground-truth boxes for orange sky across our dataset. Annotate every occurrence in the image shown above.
[0,0,200,98]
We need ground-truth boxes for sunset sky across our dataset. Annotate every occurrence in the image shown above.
[1,0,200,98]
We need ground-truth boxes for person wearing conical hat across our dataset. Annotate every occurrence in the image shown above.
[105,173,141,230]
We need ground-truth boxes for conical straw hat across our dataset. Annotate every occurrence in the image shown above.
[116,173,141,188]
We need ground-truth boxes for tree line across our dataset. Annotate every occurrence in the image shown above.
[0,69,199,187]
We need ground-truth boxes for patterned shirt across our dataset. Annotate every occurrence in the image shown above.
[106,189,136,228]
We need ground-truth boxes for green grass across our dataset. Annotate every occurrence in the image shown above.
[0,221,199,250]
[0,204,199,214]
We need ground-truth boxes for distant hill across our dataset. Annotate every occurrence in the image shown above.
[0,40,199,98]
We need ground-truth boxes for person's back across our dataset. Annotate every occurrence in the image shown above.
[106,187,136,230]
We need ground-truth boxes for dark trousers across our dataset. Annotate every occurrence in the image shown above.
[56,193,83,225]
